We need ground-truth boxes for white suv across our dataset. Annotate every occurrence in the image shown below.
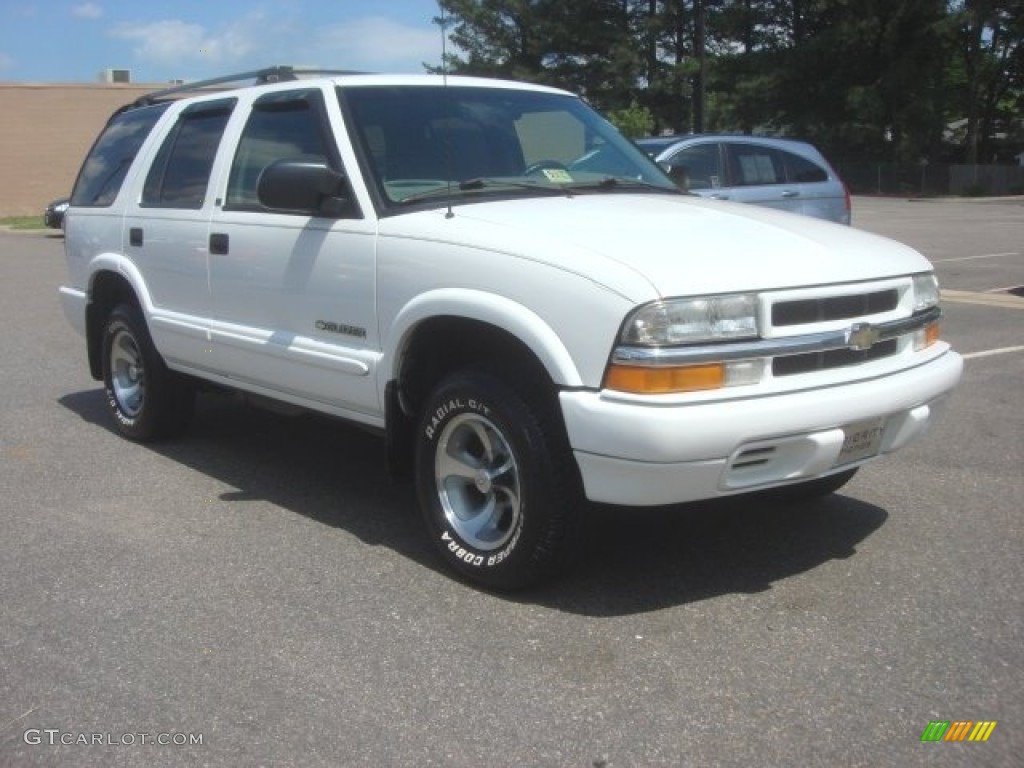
[59,67,962,589]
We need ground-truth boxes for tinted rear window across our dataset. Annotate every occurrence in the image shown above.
[70,103,169,207]
[784,151,829,183]
[142,100,235,208]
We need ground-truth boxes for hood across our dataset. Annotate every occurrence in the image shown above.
[384,194,932,301]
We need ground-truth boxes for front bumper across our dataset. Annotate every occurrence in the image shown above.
[560,348,962,505]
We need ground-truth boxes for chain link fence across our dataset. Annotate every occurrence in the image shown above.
[835,162,1024,197]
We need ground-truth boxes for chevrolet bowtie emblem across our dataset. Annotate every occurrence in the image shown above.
[848,323,881,351]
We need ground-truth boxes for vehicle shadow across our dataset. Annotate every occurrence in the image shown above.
[58,388,434,570]
[59,388,888,617]
[529,494,887,616]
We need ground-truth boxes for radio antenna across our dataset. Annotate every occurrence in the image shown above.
[440,1,450,88]
[439,1,454,219]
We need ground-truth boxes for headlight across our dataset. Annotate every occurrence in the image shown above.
[620,294,759,346]
[912,273,939,311]
[607,293,763,394]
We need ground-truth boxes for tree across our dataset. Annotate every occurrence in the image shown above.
[435,0,550,80]
[711,0,951,160]
[435,0,1024,161]
[607,101,656,135]
[436,0,646,112]
[951,0,1024,162]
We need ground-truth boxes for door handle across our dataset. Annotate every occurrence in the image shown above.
[129,227,143,246]
[781,190,800,198]
[209,233,229,255]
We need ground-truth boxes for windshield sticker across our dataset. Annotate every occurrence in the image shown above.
[542,168,574,184]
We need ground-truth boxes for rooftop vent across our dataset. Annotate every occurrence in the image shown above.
[99,68,132,84]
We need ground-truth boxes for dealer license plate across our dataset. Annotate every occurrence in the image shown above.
[835,418,885,466]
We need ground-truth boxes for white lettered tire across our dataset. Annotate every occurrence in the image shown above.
[415,370,580,590]
[101,303,194,441]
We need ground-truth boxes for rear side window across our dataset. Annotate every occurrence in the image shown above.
[727,144,785,186]
[70,103,169,207]
[142,99,235,208]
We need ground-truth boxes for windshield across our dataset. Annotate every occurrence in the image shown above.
[338,85,678,208]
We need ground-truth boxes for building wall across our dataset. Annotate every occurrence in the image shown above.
[0,82,163,216]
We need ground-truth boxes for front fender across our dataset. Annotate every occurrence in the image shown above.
[379,288,585,394]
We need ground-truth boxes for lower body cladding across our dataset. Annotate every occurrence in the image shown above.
[560,349,963,506]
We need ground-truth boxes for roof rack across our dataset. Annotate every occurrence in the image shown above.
[130,65,368,107]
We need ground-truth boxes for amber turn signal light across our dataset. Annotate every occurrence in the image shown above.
[604,363,726,394]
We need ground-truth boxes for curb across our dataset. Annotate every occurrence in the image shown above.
[0,226,59,235]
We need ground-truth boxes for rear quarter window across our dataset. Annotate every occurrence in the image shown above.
[70,103,169,207]
[784,151,830,183]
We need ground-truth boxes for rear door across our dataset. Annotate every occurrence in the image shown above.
[122,97,236,369]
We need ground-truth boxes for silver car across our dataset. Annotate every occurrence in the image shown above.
[636,135,851,224]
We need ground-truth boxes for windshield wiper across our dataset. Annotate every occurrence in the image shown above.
[397,176,678,205]
[566,176,682,194]
[397,178,573,205]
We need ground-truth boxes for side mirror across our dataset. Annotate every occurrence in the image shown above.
[257,159,348,216]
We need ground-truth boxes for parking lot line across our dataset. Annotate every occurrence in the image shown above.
[962,345,1024,360]
[941,289,1024,309]
[933,252,1019,263]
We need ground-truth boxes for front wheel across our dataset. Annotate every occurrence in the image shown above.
[101,303,194,441]
[415,370,580,590]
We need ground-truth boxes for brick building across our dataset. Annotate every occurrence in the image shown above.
[0,82,163,216]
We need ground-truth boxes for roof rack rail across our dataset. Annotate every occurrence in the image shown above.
[130,65,368,107]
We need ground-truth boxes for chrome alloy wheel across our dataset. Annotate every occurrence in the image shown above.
[434,413,522,551]
[109,328,145,418]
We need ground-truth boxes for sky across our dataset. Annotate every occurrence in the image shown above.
[0,0,448,83]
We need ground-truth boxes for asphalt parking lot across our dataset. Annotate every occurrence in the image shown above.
[1,196,1021,767]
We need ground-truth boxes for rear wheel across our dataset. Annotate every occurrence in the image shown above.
[101,303,194,441]
[415,370,580,590]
